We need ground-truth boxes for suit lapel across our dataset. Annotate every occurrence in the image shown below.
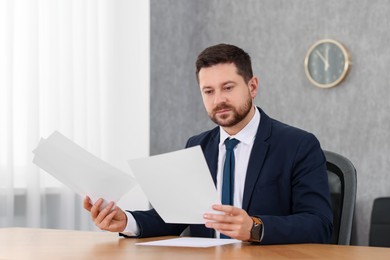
[202,129,220,186]
[242,108,272,211]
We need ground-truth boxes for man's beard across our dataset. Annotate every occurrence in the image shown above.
[209,96,252,127]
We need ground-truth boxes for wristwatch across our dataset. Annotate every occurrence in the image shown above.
[249,216,263,243]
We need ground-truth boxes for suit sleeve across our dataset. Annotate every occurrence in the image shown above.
[258,133,333,244]
[120,209,187,238]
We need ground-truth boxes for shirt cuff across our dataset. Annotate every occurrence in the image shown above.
[120,211,140,237]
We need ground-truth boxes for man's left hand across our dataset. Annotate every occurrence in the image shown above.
[203,204,253,241]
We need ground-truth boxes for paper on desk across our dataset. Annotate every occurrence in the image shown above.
[32,131,136,207]
[128,146,220,224]
[136,237,241,248]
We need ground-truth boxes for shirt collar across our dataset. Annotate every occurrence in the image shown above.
[219,106,260,146]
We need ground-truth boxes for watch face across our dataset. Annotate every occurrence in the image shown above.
[305,39,350,88]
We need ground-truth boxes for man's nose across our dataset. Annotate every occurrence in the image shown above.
[213,92,227,105]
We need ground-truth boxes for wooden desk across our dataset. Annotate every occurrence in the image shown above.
[1,228,390,259]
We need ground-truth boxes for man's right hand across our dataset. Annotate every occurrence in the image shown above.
[83,196,128,232]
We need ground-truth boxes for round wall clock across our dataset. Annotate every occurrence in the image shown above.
[304,39,351,88]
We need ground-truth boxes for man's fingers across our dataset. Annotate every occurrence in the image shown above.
[212,204,241,215]
[83,197,126,232]
[83,196,92,211]
[205,222,243,239]
[205,221,237,230]
[93,201,115,224]
[204,212,235,223]
[90,198,104,219]
[98,207,118,230]
[204,204,253,241]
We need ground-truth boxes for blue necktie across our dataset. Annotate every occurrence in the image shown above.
[221,138,239,239]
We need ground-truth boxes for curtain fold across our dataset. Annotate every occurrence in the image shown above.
[0,0,150,230]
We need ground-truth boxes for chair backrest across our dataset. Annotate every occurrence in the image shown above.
[324,150,357,245]
[369,197,390,247]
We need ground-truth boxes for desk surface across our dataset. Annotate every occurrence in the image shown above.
[1,228,390,259]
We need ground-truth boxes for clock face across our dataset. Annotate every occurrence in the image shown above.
[304,39,350,88]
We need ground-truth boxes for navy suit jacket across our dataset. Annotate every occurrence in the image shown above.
[127,108,333,244]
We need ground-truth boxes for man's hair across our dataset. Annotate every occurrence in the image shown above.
[195,43,253,83]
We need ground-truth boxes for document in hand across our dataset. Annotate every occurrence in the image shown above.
[128,146,221,224]
[32,131,137,207]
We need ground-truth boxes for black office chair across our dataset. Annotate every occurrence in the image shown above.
[369,197,390,247]
[324,150,357,245]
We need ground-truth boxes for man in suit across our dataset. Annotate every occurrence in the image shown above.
[84,43,333,244]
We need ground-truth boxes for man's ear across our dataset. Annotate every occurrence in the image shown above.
[248,76,258,98]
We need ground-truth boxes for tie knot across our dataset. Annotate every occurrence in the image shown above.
[224,138,240,151]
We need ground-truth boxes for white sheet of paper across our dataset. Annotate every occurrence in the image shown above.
[136,237,241,248]
[128,146,220,224]
[32,131,136,207]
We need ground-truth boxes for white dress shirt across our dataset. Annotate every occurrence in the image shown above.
[122,107,260,237]
[217,106,260,209]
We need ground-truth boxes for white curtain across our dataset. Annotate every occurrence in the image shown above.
[0,0,150,230]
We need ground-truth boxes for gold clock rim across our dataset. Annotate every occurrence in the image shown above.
[304,39,351,88]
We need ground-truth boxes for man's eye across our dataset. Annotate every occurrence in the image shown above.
[204,90,213,95]
[224,85,233,91]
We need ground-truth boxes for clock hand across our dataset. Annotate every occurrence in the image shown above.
[324,46,330,71]
[315,50,330,71]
